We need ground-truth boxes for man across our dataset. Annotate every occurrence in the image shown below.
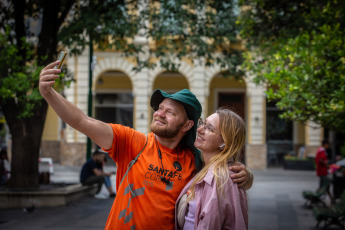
[80,149,116,198]
[39,60,253,229]
[315,140,330,190]
[315,140,335,204]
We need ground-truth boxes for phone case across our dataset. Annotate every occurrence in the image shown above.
[54,51,67,69]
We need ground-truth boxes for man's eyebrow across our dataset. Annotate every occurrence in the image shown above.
[159,105,176,113]
[166,108,176,113]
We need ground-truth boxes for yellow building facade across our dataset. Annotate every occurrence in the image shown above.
[41,49,324,169]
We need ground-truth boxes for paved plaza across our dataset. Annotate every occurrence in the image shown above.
[0,164,341,230]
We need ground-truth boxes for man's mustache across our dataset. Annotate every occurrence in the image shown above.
[153,118,167,124]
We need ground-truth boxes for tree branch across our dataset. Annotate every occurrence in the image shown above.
[13,0,26,60]
[57,0,75,29]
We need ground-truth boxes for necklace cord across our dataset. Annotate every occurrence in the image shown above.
[155,135,183,184]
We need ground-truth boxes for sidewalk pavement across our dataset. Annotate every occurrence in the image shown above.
[0,164,341,230]
[248,168,320,230]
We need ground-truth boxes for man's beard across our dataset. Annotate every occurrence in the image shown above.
[151,119,184,138]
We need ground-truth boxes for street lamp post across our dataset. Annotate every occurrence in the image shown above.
[86,36,93,159]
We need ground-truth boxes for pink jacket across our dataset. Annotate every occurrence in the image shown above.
[175,167,248,230]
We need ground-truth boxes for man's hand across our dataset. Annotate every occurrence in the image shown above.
[229,162,253,190]
[39,60,61,96]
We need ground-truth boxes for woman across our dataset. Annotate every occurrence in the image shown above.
[175,108,248,230]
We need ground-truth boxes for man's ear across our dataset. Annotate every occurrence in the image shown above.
[182,120,194,132]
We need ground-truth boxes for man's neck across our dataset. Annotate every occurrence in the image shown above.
[155,135,182,150]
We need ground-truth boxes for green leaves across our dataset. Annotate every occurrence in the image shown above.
[240,0,345,130]
[59,0,137,55]
[59,0,243,73]
[0,27,45,119]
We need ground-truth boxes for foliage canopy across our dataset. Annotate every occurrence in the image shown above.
[60,0,244,74]
[239,0,345,131]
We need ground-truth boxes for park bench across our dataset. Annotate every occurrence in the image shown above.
[302,177,331,208]
[313,191,345,229]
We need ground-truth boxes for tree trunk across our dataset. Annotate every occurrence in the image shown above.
[3,98,48,190]
[13,0,26,60]
[3,0,62,190]
[2,0,73,190]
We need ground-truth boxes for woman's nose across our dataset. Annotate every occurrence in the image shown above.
[196,126,204,133]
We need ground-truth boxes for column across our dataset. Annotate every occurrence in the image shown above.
[190,60,207,118]
[246,80,267,169]
[304,122,323,157]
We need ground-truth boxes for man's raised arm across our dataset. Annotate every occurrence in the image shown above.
[39,61,113,150]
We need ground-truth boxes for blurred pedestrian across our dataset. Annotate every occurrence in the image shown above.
[315,140,330,190]
[99,152,116,198]
[0,148,10,185]
[315,140,335,203]
[80,149,116,199]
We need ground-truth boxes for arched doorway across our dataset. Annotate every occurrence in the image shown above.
[153,71,189,93]
[151,71,189,121]
[208,73,246,118]
[208,73,247,162]
[95,70,133,127]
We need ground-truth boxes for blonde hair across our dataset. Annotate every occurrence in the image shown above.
[187,107,246,201]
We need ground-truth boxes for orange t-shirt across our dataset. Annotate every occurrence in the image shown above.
[103,124,196,230]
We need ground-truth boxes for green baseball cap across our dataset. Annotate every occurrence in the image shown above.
[150,89,203,171]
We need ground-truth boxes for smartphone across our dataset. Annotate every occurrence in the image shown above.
[54,50,67,69]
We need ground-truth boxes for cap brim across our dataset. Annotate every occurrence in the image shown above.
[150,89,167,111]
